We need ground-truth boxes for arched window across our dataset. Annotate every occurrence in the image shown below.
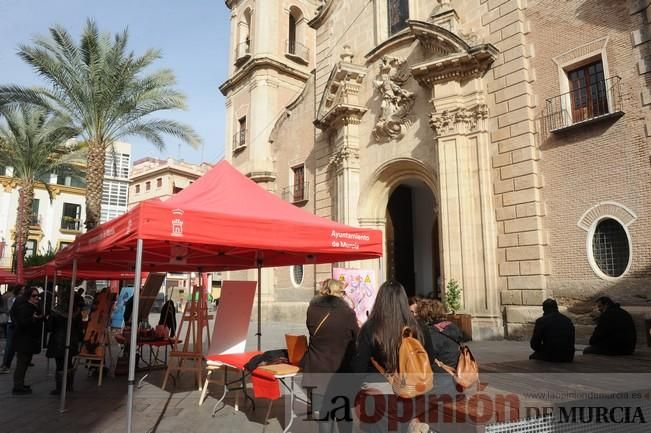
[388,0,409,36]
[288,14,297,55]
[286,6,308,62]
[237,8,252,61]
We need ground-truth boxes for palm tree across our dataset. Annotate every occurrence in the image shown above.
[0,19,201,229]
[0,104,81,283]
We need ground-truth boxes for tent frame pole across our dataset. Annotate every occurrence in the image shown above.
[59,259,77,413]
[127,238,144,433]
[257,259,262,351]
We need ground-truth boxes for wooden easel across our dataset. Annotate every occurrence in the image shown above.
[75,326,113,386]
[162,281,212,390]
[74,290,115,386]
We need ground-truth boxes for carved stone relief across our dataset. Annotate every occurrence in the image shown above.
[328,144,359,168]
[372,56,416,142]
[430,104,489,136]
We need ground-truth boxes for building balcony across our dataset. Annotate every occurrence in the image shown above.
[28,212,41,228]
[60,217,81,232]
[285,39,309,65]
[233,129,247,153]
[544,76,624,133]
[282,181,309,205]
[235,41,251,67]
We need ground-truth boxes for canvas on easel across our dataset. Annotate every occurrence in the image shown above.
[75,289,115,386]
[136,273,166,324]
[162,279,213,390]
[199,280,257,405]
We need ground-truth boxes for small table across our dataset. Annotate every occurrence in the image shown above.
[114,334,179,387]
[202,351,262,414]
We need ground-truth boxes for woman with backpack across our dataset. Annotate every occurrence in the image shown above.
[352,280,434,433]
[415,298,464,398]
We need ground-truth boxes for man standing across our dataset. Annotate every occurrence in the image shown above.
[0,285,24,374]
[12,287,43,394]
[530,298,575,362]
[584,296,636,355]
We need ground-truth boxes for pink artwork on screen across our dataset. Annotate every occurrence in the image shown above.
[332,268,377,325]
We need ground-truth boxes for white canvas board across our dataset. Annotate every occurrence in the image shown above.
[207,280,257,355]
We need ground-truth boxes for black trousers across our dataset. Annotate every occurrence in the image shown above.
[13,352,33,389]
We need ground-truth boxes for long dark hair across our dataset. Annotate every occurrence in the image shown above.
[365,280,422,373]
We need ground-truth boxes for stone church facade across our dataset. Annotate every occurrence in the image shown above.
[221,0,651,342]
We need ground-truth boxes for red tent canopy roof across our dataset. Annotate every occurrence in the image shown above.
[56,161,382,272]
[23,261,141,281]
[0,269,17,284]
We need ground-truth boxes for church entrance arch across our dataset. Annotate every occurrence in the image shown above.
[358,158,440,298]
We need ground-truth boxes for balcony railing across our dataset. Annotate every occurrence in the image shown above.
[282,181,309,204]
[29,212,41,227]
[285,39,309,63]
[232,129,247,151]
[61,217,81,231]
[235,41,251,66]
[544,76,623,132]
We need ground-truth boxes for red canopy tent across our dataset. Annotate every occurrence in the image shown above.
[54,160,382,429]
[24,261,141,281]
[0,269,17,284]
[56,160,381,271]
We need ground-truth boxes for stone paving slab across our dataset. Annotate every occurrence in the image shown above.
[1,317,649,433]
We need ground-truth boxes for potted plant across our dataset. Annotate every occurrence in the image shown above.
[444,279,472,341]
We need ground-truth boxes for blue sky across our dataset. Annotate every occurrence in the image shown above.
[0,0,231,164]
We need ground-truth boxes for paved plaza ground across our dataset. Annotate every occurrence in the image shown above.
[1,315,650,433]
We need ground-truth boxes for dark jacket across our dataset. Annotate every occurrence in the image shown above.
[158,300,177,337]
[530,311,575,362]
[589,304,636,355]
[11,298,42,355]
[425,320,463,372]
[300,295,359,374]
[46,307,82,359]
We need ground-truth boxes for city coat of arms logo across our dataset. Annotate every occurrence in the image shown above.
[171,209,184,237]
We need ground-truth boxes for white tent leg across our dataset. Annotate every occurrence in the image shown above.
[257,261,262,351]
[127,239,144,433]
[59,259,77,413]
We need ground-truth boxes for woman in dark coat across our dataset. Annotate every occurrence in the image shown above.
[300,279,358,433]
[46,296,82,395]
[416,298,464,397]
[11,287,44,394]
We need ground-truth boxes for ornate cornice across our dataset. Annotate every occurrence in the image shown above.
[219,56,311,96]
[0,176,85,195]
[430,104,489,136]
[404,20,498,87]
[315,51,368,130]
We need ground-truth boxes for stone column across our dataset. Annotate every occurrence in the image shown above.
[430,80,502,339]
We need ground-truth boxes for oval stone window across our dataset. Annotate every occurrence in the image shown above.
[591,218,630,278]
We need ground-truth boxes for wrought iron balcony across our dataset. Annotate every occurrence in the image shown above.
[282,181,309,204]
[232,129,247,151]
[29,212,41,227]
[60,216,81,231]
[543,76,623,133]
[285,39,309,63]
